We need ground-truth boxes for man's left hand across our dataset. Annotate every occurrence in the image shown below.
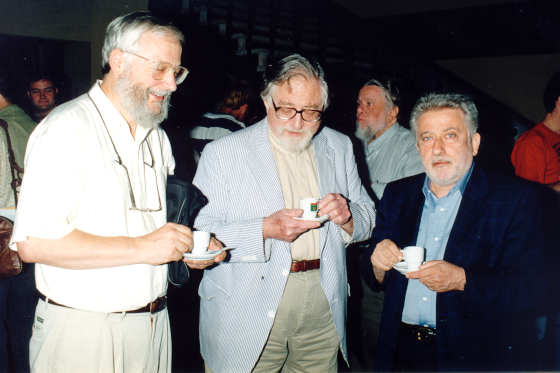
[183,237,227,269]
[318,193,353,235]
[406,260,466,292]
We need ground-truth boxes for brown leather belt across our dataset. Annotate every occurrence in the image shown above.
[400,322,436,343]
[290,259,320,272]
[39,293,167,314]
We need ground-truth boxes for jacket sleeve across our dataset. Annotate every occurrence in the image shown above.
[193,143,272,264]
[341,136,376,244]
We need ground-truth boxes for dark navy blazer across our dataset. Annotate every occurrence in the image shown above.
[361,163,548,372]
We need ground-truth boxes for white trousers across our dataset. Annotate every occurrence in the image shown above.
[30,299,172,373]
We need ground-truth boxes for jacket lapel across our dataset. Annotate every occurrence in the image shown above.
[444,164,490,262]
[400,176,426,247]
[244,119,285,214]
[313,129,335,254]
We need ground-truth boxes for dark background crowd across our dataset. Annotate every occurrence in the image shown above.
[1,0,560,372]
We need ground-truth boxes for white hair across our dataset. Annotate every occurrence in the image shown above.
[101,12,184,75]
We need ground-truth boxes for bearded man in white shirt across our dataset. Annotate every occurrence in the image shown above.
[10,12,225,373]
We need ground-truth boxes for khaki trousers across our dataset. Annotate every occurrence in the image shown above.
[254,269,339,373]
[30,298,171,373]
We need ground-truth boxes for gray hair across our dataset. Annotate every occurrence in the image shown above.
[101,12,184,75]
[261,54,330,110]
[410,93,478,140]
[363,78,400,111]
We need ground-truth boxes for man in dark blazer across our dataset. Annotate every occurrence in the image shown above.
[361,93,547,372]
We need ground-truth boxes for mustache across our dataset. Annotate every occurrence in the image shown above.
[148,89,172,99]
[431,157,452,165]
[279,126,312,135]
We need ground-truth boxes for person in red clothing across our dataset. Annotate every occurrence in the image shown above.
[512,71,560,191]
[511,70,560,371]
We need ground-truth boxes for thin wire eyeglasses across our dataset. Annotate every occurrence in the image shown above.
[122,50,189,84]
[116,137,162,213]
[87,93,162,213]
[271,99,323,122]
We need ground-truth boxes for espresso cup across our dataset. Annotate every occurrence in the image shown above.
[300,198,320,219]
[399,246,425,270]
[192,231,211,255]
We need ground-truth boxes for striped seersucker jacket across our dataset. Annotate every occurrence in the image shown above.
[193,118,376,373]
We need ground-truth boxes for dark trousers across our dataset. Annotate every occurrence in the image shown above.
[392,323,438,372]
[0,263,38,373]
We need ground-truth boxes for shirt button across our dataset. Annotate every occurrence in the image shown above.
[434,237,439,241]
[268,311,275,318]
[282,269,289,277]
[440,208,444,212]
[423,297,427,301]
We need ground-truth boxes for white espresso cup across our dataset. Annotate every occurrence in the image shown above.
[299,198,320,219]
[399,246,425,270]
[192,231,211,255]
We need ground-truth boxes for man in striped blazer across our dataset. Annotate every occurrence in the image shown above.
[193,54,376,372]
[361,93,547,371]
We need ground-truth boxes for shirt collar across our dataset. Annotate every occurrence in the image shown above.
[88,80,127,136]
[88,80,151,144]
[422,161,475,198]
[365,122,401,153]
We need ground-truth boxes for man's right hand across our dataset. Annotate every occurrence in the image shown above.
[137,223,194,265]
[263,209,321,242]
[370,239,403,283]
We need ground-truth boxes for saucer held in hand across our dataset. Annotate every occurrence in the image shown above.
[292,215,329,223]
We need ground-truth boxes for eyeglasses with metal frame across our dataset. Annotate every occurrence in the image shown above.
[271,99,323,122]
[122,50,189,84]
[115,136,162,213]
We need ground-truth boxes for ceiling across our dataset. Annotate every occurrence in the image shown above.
[331,0,560,61]
[331,0,516,18]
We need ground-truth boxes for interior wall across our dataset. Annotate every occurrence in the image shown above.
[91,0,149,83]
[436,53,560,124]
[0,0,148,85]
[64,42,92,98]
[0,0,92,42]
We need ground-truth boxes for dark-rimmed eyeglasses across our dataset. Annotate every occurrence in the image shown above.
[272,99,323,122]
[122,50,189,84]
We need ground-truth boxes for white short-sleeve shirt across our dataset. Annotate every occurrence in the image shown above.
[10,81,175,312]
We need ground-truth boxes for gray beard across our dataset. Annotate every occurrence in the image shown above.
[355,122,376,143]
[115,71,171,130]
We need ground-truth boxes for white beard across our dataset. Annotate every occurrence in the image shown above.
[115,68,172,130]
[275,125,315,153]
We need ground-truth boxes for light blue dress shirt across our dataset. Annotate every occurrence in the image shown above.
[363,123,424,200]
[401,163,474,328]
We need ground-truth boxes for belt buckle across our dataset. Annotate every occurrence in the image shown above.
[150,296,167,314]
[417,327,436,342]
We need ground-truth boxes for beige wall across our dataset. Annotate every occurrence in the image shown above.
[436,54,560,124]
[90,0,149,82]
[0,0,148,84]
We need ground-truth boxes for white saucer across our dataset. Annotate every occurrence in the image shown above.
[393,262,422,274]
[183,250,223,261]
[293,215,329,223]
